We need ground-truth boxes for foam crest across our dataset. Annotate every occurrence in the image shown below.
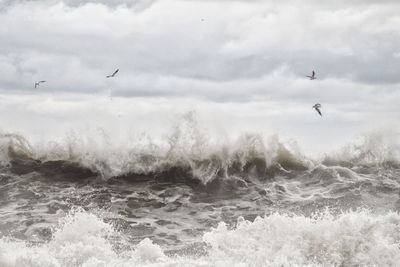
[0,209,115,266]
[0,113,310,183]
[2,209,400,266]
[132,238,166,263]
[326,130,400,167]
[50,209,117,266]
[203,210,400,266]
[0,209,171,266]
[0,115,399,184]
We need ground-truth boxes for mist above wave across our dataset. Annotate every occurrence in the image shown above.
[324,130,400,168]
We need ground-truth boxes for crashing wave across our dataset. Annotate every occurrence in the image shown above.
[0,129,311,185]
[323,131,400,168]
[0,117,399,185]
[1,208,400,266]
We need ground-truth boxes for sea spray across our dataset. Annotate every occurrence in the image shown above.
[2,209,400,266]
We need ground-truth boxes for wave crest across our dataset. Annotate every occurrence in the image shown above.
[203,210,400,266]
[1,209,400,266]
[0,130,311,185]
[0,118,399,185]
[324,130,400,168]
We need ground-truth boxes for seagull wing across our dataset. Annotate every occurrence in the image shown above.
[106,69,119,78]
[312,70,315,77]
[40,80,46,83]
[112,69,119,76]
[312,103,320,108]
[315,107,322,116]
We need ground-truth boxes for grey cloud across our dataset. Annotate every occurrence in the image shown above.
[0,0,156,10]
[0,0,400,107]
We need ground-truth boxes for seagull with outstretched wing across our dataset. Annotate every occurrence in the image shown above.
[313,103,322,116]
[106,69,119,78]
[306,70,316,80]
[34,80,46,88]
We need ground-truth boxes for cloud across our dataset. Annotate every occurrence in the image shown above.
[0,0,156,10]
[0,0,399,107]
[0,0,399,151]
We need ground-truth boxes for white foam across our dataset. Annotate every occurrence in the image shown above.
[203,210,400,266]
[0,112,399,182]
[132,238,165,263]
[1,209,400,266]
[0,114,310,182]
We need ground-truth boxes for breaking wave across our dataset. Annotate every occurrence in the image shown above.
[1,130,310,184]
[0,112,399,266]
[0,112,399,185]
[324,130,400,168]
[1,208,400,267]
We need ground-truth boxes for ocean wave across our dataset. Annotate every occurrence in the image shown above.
[1,208,400,266]
[323,130,400,168]
[0,129,312,185]
[0,118,399,185]
[203,209,400,267]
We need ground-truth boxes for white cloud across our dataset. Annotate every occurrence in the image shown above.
[0,0,399,150]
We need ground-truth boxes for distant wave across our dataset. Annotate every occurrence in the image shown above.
[0,124,399,186]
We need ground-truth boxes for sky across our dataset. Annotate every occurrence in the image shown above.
[0,0,399,154]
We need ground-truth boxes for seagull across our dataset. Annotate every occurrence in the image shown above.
[34,81,46,88]
[306,70,316,80]
[313,103,322,116]
[106,69,119,78]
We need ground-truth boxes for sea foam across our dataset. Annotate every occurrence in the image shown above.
[1,209,400,266]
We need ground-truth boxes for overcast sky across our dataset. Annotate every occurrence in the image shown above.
[0,0,399,153]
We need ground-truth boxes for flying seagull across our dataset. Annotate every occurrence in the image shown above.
[306,70,316,80]
[313,103,322,116]
[34,81,46,88]
[106,69,119,78]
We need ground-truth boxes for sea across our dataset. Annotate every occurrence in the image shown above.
[0,110,400,267]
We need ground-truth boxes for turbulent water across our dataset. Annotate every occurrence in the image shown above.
[0,118,400,266]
